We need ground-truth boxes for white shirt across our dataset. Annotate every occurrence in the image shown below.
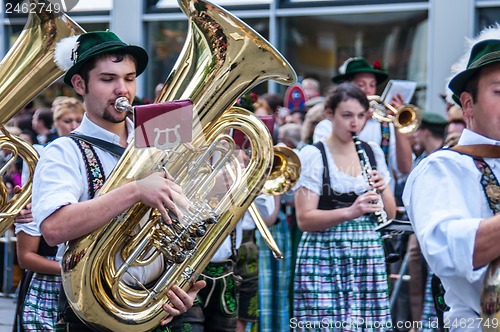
[16,144,56,252]
[32,114,132,261]
[313,118,401,190]
[403,129,497,331]
[296,140,391,196]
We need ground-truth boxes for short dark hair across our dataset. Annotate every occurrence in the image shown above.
[420,121,447,138]
[35,107,54,129]
[463,66,484,103]
[77,51,138,91]
[324,82,369,114]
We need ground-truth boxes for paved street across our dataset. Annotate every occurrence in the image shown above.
[0,295,16,331]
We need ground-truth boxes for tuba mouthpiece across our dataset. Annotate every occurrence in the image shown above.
[114,97,133,113]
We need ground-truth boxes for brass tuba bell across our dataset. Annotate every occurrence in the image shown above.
[0,1,85,235]
[249,145,301,259]
[368,95,422,134]
[60,0,297,330]
[262,145,301,196]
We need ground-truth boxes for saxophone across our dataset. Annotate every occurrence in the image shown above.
[61,0,297,330]
[353,133,399,263]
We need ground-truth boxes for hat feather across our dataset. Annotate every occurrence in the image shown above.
[54,35,80,71]
[338,57,360,75]
[446,23,500,104]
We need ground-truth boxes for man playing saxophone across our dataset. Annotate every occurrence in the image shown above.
[403,24,500,331]
[31,31,205,331]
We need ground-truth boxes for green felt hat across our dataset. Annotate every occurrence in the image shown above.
[449,39,500,105]
[332,57,388,85]
[55,31,149,87]
[420,111,448,133]
[421,111,448,126]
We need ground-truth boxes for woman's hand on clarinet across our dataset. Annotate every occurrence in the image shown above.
[369,170,387,193]
[348,191,383,219]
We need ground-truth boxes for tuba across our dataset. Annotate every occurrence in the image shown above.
[368,95,422,134]
[61,0,297,330]
[0,1,85,235]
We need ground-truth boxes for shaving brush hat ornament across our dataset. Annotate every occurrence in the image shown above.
[54,31,149,87]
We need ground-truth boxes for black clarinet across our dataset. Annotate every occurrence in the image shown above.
[353,133,400,264]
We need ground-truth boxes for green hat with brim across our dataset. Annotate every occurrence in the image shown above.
[420,111,448,133]
[57,31,149,87]
[449,39,500,105]
[332,57,388,86]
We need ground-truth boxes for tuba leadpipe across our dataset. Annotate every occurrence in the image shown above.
[0,1,85,235]
[61,0,297,330]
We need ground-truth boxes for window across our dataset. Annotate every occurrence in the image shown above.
[151,0,271,9]
[282,10,428,106]
[146,18,269,100]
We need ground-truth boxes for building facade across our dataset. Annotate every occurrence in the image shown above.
[0,0,498,116]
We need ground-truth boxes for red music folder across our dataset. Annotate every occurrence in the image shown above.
[134,100,194,149]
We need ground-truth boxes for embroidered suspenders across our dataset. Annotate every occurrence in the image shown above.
[380,121,390,164]
[70,137,106,198]
[472,158,500,215]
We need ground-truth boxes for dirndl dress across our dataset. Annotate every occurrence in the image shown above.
[21,267,62,331]
[420,270,439,331]
[293,216,392,331]
[14,236,61,332]
[293,141,391,331]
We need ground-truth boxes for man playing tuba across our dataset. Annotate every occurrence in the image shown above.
[32,30,205,331]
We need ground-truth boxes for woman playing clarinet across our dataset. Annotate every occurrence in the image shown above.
[293,82,396,331]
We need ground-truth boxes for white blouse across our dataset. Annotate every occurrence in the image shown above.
[296,140,391,196]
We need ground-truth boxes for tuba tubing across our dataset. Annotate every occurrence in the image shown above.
[0,1,85,235]
[61,0,297,330]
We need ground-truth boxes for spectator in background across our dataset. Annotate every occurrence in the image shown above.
[302,77,325,111]
[286,109,305,125]
[299,102,325,149]
[444,105,466,148]
[254,94,281,145]
[278,123,302,149]
[31,107,58,145]
[15,114,38,145]
[302,77,321,100]
[51,97,85,137]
